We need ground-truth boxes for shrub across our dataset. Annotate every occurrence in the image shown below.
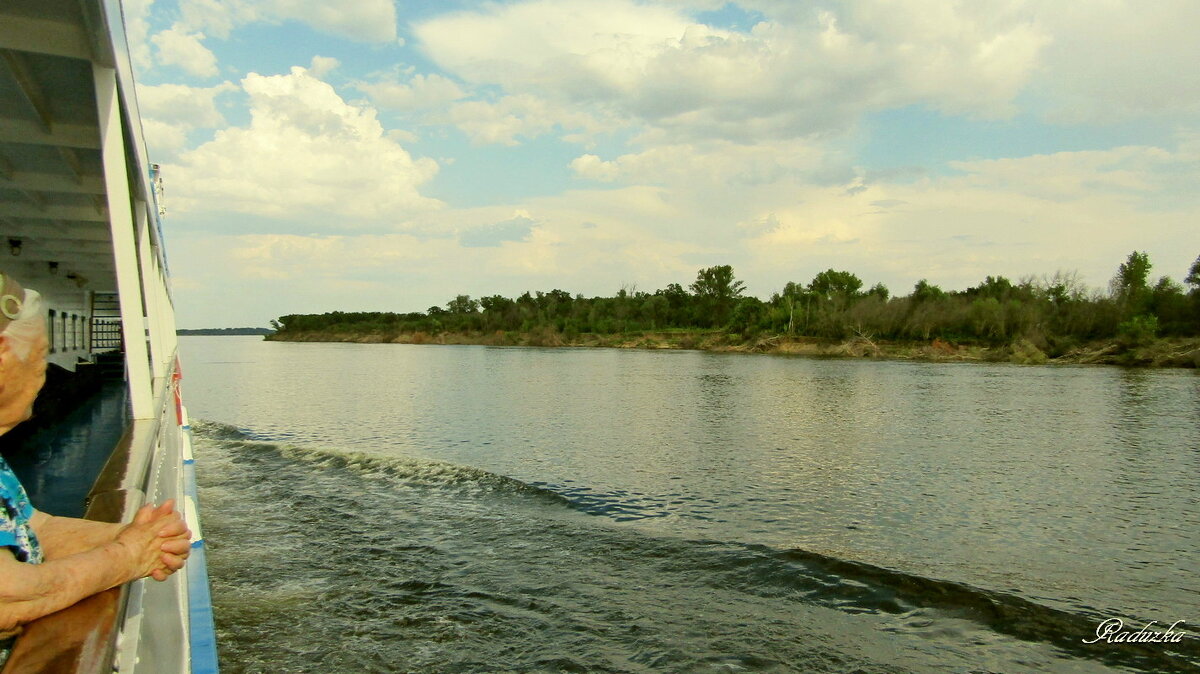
[1117,314,1159,346]
[1009,338,1048,364]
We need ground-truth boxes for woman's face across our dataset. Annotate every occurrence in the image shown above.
[0,321,48,433]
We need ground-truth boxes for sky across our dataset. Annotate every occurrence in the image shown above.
[124,0,1200,329]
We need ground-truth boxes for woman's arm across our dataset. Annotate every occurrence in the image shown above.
[30,501,192,566]
[0,503,192,633]
[28,511,122,560]
[0,539,139,632]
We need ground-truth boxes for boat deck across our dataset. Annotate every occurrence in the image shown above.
[1,383,128,518]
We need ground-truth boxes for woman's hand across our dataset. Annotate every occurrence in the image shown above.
[0,501,194,633]
[113,500,192,583]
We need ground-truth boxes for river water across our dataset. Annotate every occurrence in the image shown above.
[180,336,1200,672]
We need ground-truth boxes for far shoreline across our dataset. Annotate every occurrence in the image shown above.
[263,330,1200,369]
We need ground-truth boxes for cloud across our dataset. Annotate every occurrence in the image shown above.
[742,140,1200,292]
[447,94,611,146]
[138,82,237,128]
[570,154,620,182]
[124,0,156,71]
[176,0,397,43]
[945,146,1179,201]
[414,0,1048,144]
[172,135,1200,327]
[163,66,441,224]
[309,56,340,78]
[137,81,237,155]
[1030,1,1200,123]
[459,213,535,247]
[167,231,460,325]
[151,26,220,78]
[356,72,467,112]
[228,233,432,277]
[570,139,834,187]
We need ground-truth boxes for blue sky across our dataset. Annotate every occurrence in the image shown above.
[124,0,1200,328]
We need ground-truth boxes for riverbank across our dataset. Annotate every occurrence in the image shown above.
[265,329,1200,368]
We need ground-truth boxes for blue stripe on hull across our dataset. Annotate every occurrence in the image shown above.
[183,461,220,674]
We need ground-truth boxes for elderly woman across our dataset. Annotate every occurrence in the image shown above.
[0,272,190,649]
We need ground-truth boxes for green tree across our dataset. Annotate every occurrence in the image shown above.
[808,269,863,300]
[690,265,745,327]
[967,275,1014,300]
[447,294,479,314]
[911,279,945,303]
[656,283,691,327]
[729,297,766,336]
[1110,251,1152,308]
[779,281,804,334]
[1186,254,1200,290]
[642,294,669,330]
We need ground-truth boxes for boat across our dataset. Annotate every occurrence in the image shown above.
[0,0,218,671]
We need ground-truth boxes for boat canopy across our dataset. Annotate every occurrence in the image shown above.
[0,0,177,404]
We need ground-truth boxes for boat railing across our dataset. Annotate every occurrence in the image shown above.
[2,356,195,674]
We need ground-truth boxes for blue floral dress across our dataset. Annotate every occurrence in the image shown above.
[0,455,42,564]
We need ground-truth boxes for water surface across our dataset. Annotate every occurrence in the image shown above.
[183,336,1200,672]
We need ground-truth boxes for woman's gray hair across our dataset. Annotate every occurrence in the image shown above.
[0,272,46,361]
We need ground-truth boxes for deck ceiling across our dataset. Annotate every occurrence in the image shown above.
[0,0,119,296]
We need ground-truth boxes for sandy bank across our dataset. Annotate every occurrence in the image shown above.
[265,330,1200,368]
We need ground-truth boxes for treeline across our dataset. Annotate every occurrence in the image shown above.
[178,327,273,336]
[271,252,1200,356]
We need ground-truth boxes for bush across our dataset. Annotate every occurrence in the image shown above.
[1009,338,1048,364]
[1117,314,1159,346]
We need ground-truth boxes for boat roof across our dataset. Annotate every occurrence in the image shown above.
[0,0,165,301]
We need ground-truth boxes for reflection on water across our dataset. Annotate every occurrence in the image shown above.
[182,337,1200,671]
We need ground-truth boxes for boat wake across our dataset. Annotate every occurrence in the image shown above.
[190,420,1200,673]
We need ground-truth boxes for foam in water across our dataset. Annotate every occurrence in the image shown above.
[191,421,1200,673]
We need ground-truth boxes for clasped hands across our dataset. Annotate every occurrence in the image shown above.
[113,500,192,583]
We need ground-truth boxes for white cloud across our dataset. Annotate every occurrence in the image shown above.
[171,136,1200,327]
[743,141,1200,292]
[357,72,467,112]
[124,0,156,71]
[459,213,536,247]
[570,154,620,182]
[1028,1,1200,122]
[571,139,833,187]
[146,0,1200,330]
[414,0,1048,143]
[167,231,459,325]
[448,94,612,146]
[368,189,718,296]
[137,81,237,156]
[269,0,397,43]
[309,56,340,78]
[415,0,695,88]
[229,233,432,277]
[138,82,237,128]
[176,0,397,43]
[164,66,441,222]
[946,146,1178,201]
[151,26,220,78]
[556,136,1200,297]
[140,120,189,157]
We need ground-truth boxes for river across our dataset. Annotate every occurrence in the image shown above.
[180,336,1200,672]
